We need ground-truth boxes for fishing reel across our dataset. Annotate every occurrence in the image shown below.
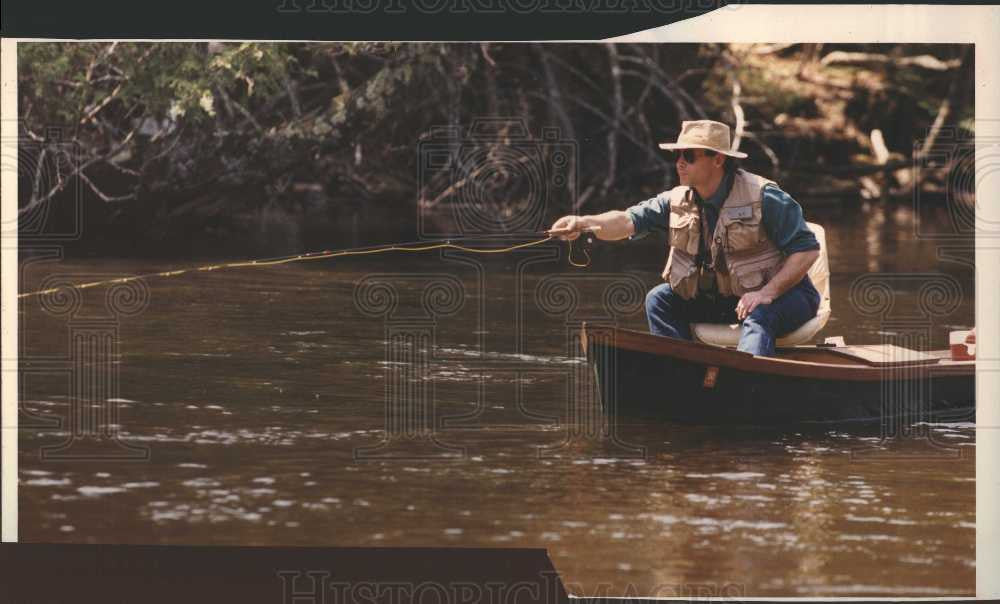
[541,225,601,268]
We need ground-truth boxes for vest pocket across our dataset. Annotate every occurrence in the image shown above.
[722,207,765,253]
[735,270,765,292]
[729,251,782,295]
[666,249,699,299]
[669,212,701,256]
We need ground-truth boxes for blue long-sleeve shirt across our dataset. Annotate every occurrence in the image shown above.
[625,171,820,255]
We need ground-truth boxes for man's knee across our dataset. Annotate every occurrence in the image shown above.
[645,283,677,315]
[745,304,779,329]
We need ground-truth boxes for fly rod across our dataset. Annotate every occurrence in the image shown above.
[18,227,602,300]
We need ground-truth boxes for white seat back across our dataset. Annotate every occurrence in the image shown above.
[805,222,831,317]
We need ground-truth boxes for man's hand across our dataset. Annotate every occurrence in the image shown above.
[736,290,774,321]
[548,215,584,241]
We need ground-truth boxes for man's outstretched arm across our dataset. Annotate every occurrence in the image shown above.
[548,193,669,242]
[548,211,635,241]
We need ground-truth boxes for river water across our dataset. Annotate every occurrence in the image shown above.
[16,201,976,596]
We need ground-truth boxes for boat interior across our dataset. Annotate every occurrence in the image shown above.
[772,344,955,367]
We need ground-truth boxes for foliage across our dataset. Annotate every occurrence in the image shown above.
[17,42,974,255]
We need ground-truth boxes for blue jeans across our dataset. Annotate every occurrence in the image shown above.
[644,276,821,357]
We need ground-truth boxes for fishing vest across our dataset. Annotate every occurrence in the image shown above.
[662,169,785,300]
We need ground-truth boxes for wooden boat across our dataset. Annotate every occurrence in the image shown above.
[582,324,976,426]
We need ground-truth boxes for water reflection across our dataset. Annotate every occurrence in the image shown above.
[18,201,975,595]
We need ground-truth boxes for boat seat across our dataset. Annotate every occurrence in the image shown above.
[691,222,831,348]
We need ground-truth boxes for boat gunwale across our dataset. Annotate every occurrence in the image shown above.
[582,324,975,382]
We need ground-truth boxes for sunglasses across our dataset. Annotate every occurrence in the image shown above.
[667,149,711,163]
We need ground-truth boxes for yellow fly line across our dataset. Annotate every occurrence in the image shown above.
[17,234,595,300]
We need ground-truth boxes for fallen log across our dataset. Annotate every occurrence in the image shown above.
[820,51,961,71]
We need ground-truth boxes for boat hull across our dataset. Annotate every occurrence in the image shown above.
[584,326,975,426]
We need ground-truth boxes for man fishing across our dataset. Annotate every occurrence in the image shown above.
[549,119,821,358]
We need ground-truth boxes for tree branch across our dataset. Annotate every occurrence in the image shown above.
[741,132,780,173]
[602,43,623,196]
[918,46,971,158]
[623,49,707,119]
[80,82,123,125]
[535,44,578,203]
[19,128,138,217]
[730,79,745,153]
[78,170,137,203]
[218,87,263,133]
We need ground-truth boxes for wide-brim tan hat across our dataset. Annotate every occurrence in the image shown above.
[658,119,748,159]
